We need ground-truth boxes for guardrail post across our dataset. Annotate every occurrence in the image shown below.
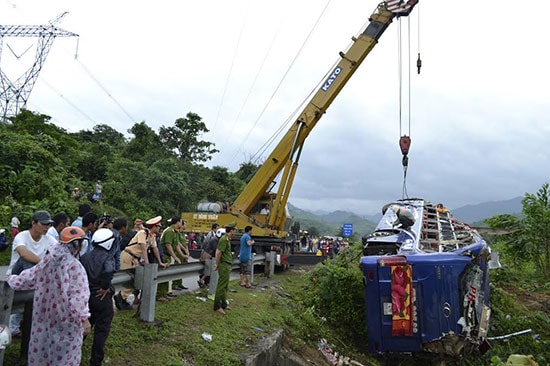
[0,283,14,365]
[265,252,275,278]
[135,264,158,322]
[20,301,32,360]
[250,258,255,285]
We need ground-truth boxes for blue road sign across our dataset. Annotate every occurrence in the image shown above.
[343,223,353,237]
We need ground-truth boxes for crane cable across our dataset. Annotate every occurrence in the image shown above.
[398,5,421,200]
[237,0,333,166]
[397,18,410,200]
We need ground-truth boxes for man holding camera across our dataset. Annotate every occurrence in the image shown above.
[81,212,113,255]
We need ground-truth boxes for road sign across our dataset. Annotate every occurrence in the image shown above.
[342,223,353,237]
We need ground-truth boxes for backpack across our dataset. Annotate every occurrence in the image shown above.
[120,230,137,251]
[197,233,216,262]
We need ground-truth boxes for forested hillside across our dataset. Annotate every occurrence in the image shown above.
[0,109,257,226]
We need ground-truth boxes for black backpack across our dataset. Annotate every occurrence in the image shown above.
[120,230,137,251]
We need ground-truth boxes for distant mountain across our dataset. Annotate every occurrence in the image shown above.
[451,197,523,223]
[288,203,376,237]
[288,197,524,236]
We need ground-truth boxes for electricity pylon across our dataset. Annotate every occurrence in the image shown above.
[0,12,78,122]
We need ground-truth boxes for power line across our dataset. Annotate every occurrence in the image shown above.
[74,58,136,124]
[38,77,97,124]
[212,0,252,133]
[226,0,333,167]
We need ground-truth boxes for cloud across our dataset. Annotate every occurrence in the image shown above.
[2,0,549,215]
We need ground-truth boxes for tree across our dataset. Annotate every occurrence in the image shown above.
[123,121,170,164]
[188,165,246,204]
[486,183,550,278]
[158,112,219,163]
[0,109,253,237]
[484,214,523,266]
[306,226,320,237]
[522,183,550,277]
[72,124,126,148]
[234,162,259,183]
[0,111,73,205]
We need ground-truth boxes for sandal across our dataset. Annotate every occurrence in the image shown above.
[245,284,252,288]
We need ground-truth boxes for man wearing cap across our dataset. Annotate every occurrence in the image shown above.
[6,210,58,336]
[161,216,189,294]
[120,216,168,270]
[213,221,236,314]
[116,216,168,310]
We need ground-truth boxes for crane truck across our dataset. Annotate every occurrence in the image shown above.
[182,0,419,263]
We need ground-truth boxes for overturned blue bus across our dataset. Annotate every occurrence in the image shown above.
[360,198,498,361]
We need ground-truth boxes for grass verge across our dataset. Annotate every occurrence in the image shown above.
[3,265,359,366]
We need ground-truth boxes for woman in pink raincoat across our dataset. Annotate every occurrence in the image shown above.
[8,226,91,366]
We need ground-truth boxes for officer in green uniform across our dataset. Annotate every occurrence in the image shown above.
[213,221,236,314]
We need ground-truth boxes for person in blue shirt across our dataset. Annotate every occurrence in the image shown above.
[0,229,7,251]
[72,203,91,227]
[239,225,254,288]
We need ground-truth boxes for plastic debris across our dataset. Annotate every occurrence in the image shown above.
[195,296,207,302]
[505,354,538,366]
[317,339,338,365]
[201,333,212,342]
[252,326,264,332]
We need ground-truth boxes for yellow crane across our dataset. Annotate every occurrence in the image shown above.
[182,0,419,258]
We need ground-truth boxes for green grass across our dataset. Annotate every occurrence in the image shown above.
[4,251,549,366]
[3,268,347,366]
[0,249,11,266]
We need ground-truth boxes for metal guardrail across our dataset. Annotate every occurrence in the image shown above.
[0,252,273,365]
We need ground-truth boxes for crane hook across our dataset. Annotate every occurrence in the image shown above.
[399,135,411,168]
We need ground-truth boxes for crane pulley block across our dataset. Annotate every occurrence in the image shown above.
[400,135,411,168]
[399,135,411,155]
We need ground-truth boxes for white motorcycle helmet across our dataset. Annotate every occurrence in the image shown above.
[92,228,115,250]
[216,228,226,238]
[0,325,11,349]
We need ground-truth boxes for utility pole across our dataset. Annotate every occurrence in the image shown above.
[0,12,78,122]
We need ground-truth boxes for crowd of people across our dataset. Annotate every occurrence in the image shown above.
[300,233,348,257]
[2,203,250,365]
[71,180,103,203]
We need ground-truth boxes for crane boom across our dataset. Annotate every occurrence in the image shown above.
[181,1,418,259]
[231,1,418,225]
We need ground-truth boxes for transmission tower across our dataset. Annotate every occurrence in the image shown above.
[0,12,78,122]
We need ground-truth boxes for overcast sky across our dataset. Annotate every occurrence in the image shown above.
[1,0,548,215]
